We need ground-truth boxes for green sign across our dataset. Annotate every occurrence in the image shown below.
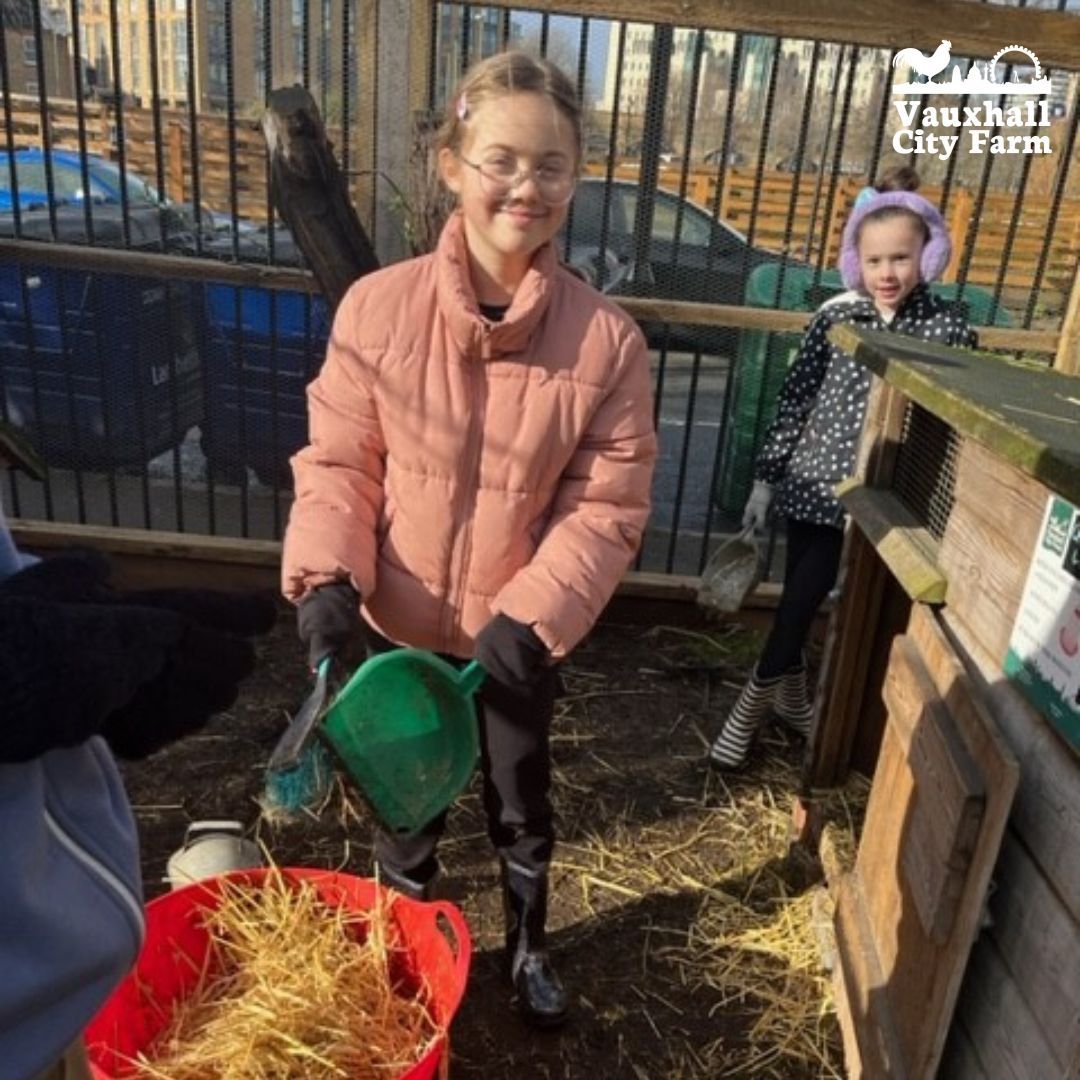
[1003,496,1080,749]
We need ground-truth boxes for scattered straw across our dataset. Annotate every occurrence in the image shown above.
[127,870,441,1079]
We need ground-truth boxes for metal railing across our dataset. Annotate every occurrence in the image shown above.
[0,0,1076,579]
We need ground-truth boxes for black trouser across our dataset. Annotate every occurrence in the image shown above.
[365,625,558,882]
[757,518,845,680]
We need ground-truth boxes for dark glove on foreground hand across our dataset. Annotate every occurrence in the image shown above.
[0,588,276,763]
[101,589,277,760]
[474,613,549,696]
[297,580,362,669]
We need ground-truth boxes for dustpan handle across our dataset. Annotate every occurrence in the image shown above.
[457,659,486,696]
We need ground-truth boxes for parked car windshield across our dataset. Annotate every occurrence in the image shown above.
[90,160,161,204]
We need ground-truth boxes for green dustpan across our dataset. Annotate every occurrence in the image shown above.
[320,650,485,836]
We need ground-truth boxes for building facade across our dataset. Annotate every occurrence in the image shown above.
[0,0,76,99]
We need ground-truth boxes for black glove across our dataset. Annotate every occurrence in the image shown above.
[474,614,548,696]
[297,581,362,669]
[0,588,276,763]
[100,588,277,759]
[0,597,186,762]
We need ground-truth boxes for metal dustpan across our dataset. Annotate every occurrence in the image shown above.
[320,650,484,836]
[698,525,763,614]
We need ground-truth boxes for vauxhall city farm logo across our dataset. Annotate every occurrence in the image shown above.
[891,42,1054,161]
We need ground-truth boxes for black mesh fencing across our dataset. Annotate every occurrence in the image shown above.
[0,0,1076,577]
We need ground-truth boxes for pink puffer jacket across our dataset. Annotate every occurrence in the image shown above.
[282,212,657,659]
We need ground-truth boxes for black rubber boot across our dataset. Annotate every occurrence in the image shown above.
[374,858,439,902]
[501,858,568,1028]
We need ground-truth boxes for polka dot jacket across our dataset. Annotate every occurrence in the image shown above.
[754,283,977,527]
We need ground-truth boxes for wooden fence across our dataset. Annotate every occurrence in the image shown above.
[6,96,1080,307]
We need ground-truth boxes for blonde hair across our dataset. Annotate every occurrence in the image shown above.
[435,51,583,161]
[861,166,929,243]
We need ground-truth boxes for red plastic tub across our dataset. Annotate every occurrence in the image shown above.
[84,868,471,1079]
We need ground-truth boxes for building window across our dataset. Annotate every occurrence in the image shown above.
[22,37,36,67]
[25,80,39,95]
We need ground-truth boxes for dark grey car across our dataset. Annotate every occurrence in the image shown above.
[560,177,783,354]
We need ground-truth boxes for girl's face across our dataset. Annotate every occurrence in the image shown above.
[858,215,926,315]
[439,91,578,297]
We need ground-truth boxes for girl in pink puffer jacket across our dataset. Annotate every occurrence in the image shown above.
[282,50,657,1027]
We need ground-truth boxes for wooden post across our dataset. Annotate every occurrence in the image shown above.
[352,0,379,239]
[804,379,909,791]
[167,120,185,204]
[945,188,972,283]
[262,86,380,311]
[1054,264,1080,375]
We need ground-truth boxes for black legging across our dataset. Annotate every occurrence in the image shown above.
[757,518,845,680]
[363,625,558,883]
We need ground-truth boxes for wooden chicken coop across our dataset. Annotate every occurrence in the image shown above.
[803,325,1079,1078]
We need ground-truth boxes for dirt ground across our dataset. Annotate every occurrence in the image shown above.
[119,602,850,1079]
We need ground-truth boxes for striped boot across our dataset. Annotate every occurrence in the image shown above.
[774,661,815,738]
[709,668,781,770]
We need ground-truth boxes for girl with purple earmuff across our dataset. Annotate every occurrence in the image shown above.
[710,166,977,771]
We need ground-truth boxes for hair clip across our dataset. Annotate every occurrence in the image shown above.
[456,93,469,121]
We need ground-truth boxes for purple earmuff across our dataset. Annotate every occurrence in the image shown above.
[838,191,952,290]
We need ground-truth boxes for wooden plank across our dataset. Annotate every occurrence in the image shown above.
[0,239,319,293]
[884,635,985,943]
[838,604,1017,1077]
[949,439,1047,542]
[938,1022,991,1079]
[837,480,948,603]
[854,379,908,485]
[353,0,379,237]
[833,871,906,1080]
[902,605,1020,1076]
[986,831,1080,1068]
[937,496,1034,664]
[475,0,1080,71]
[829,325,1080,506]
[954,939,1066,1079]
[939,609,1080,922]
[7,518,791,611]
[806,527,889,787]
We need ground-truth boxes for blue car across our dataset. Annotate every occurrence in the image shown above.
[0,147,163,212]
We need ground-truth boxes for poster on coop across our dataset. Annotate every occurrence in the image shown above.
[1004,495,1080,749]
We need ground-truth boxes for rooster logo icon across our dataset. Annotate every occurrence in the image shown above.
[892,44,1051,95]
[893,40,953,82]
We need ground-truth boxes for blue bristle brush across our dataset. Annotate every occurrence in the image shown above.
[262,655,337,819]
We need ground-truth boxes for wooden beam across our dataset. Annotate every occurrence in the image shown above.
[837,480,948,604]
[0,237,318,292]
[617,298,1054,350]
[6,517,788,609]
[475,0,1080,70]
[1055,265,1080,375]
[808,527,890,788]
[829,324,1080,507]
[0,238,1061,351]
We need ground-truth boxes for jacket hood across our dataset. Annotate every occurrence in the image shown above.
[435,211,558,360]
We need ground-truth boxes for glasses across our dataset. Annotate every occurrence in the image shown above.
[458,154,577,206]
